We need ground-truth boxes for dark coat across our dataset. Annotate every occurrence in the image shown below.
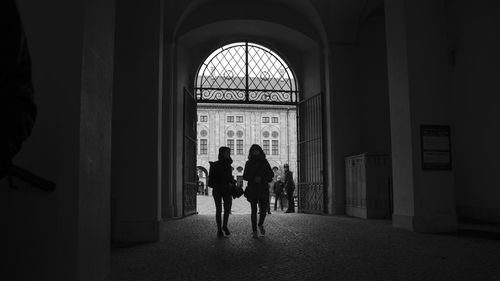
[243,158,274,202]
[273,180,284,195]
[284,171,295,193]
[208,159,234,195]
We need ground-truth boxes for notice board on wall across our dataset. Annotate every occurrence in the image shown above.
[420,125,452,170]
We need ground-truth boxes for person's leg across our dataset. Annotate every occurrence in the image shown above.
[268,194,272,214]
[287,191,295,212]
[250,201,258,232]
[257,200,268,235]
[258,200,267,226]
[213,189,223,231]
[274,194,278,211]
[281,194,284,210]
[222,193,232,232]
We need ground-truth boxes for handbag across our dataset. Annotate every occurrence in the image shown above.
[231,181,244,198]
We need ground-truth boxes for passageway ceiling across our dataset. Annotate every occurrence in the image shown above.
[166,0,385,46]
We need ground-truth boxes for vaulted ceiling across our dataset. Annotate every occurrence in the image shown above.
[166,0,385,45]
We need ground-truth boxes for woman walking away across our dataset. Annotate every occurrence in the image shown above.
[208,146,235,238]
[243,144,274,238]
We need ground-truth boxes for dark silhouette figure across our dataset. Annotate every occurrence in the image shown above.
[267,180,273,214]
[0,0,37,180]
[243,144,274,238]
[273,176,284,211]
[208,146,234,238]
[284,164,295,213]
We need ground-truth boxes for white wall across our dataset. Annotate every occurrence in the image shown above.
[447,0,500,223]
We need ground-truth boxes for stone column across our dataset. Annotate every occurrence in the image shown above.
[385,0,457,232]
[112,0,164,241]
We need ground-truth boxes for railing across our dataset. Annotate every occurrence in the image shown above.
[8,164,56,191]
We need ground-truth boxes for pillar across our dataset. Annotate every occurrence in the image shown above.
[385,0,457,232]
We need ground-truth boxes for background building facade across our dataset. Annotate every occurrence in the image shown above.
[197,103,297,187]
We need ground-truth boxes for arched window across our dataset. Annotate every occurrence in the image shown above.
[195,42,298,104]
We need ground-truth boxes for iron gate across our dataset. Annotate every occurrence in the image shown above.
[183,88,197,216]
[297,93,326,214]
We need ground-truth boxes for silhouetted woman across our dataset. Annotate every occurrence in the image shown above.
[243,144,274,238]
[208,146,234,238]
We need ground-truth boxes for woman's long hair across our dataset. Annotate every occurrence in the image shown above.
[247,144,266,160]
[218,146,231,161]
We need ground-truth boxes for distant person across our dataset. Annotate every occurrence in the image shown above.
[267,178,273,214]
[284,164,295,213]
[208,146,235,238]
[0,0,37,179]
[273,175,284,211]
[243,144,274,238]
[198,181,204,195]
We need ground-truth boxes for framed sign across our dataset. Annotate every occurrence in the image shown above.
[420,125,452,170]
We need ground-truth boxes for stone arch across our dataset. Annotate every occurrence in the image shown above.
[174,0,328,48]
[171,0,330,217]
[197,165,208,178]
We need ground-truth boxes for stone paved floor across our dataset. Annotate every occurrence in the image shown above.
[197,194,292,215]
[111,212,500,281]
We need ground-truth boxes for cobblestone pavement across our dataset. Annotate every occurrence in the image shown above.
[111,214,500,281]
[197,195,292,215]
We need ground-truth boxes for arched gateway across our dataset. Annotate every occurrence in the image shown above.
[183,42,325,215]
[195,42,298,105]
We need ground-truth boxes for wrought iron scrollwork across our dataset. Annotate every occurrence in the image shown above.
[195,42,298,105]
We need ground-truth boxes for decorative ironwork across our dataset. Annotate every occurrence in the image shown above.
[183,88,198,216]
[297,93,326,214]
[195,42,298,104]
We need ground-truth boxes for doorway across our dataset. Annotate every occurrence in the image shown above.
[185,41,304,215]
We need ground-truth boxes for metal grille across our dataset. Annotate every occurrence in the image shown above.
[195,42,297,105]
[183,88,197,216]
[297,93,326,214]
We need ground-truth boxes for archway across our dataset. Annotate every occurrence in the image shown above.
[190,41,302,215]
[172,0,332,218]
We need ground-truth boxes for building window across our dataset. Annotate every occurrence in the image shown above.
[272,131,279,138]
[272,140,279,155]
[236,130,244,138]
[272,117,279,123]
[200,115,208,122]
[262,131,270,138]
[227,130,234,138]
[262,117,270,123]
[227,116,234,123]
[200,130,208,137]
[227,139,235,154]
[200,139,208,155]
[263,140,270,155]
[236,116,244,123]
[236,139,244,155]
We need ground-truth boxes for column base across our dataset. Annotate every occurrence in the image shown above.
[162,204,175,219]
[457,205,500,224]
